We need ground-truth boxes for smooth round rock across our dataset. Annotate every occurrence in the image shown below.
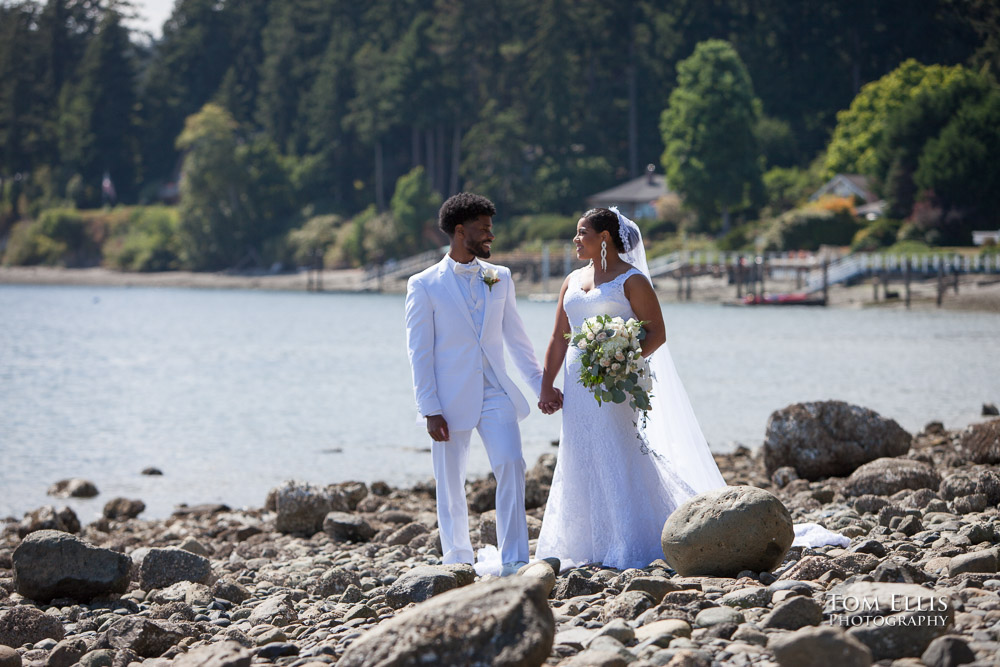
[661,486,794,577]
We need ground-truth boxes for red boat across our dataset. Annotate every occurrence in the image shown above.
[742,292,827,306]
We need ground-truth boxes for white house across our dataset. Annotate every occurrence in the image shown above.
[972,230,1000,246]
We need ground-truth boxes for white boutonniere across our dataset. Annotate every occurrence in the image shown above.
[482,268,500,291]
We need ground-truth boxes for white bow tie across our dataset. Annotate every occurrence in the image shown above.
[454,261,480,276]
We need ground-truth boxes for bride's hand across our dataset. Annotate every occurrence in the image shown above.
[539,386,563,414]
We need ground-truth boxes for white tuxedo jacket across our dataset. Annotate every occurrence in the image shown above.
[405,257,543,431]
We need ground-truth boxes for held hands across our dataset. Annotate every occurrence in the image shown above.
[538,386,564,415]
[426,415,450,442]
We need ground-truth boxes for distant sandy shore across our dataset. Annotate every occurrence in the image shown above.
[0,265,365,292]
[2,265,999,313]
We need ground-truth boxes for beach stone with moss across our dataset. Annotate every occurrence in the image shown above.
[764,401,911,480]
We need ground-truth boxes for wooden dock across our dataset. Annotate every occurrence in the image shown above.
[358,243,1000,308]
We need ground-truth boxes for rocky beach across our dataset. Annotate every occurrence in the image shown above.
[2,403,1000,667]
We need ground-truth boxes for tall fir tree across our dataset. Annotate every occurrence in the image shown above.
[660,39,763,232]
[58,8,138,205]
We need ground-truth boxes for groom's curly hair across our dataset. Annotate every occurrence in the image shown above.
[439,192,497,236]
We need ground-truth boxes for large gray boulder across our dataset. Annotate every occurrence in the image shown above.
[338,577,554,667]
[828,582,953,660]
[661,486,793,577]
[764,401,911,480]
[12,530,130,602]
[0,605,65,648]
[842,458,941,497]
[138,547,212,591]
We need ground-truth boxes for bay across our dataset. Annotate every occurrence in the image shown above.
[1,284,997,522]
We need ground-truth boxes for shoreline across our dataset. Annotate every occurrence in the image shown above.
[3,265,1000,313]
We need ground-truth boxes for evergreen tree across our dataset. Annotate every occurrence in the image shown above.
[139,0,233,186]
[58,8,138,206]
[660,39,763,232]
[0,3,43,180]
[215,0,271,127]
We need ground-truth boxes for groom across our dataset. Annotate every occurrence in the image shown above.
[404,192,560,576]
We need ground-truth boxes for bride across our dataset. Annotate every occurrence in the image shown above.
[535,207,727,570]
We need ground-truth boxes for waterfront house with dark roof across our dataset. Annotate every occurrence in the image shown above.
[586,164,670,220]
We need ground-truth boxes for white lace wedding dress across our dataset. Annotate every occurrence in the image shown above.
[535,267,700,570]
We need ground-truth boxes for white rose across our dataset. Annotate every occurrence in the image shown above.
[577,339,587,350]
[611,362,621,371]
[600,358,611,367]
[615,351,625,361]
[597,332,607,341]
[586,332,595,341]
[483,268,499,281]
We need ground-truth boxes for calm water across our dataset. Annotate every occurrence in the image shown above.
[1,284,998,522]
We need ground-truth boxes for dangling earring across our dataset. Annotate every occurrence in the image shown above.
[600,240,607,271]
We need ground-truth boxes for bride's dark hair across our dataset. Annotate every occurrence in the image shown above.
[583,207,640,253]
[582,208,624,252]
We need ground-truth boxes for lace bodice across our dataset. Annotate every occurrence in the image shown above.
[563,267,644,331]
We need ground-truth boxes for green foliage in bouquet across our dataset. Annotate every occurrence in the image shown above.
[566,314,653,416]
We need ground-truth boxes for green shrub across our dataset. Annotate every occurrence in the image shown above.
[716,223,757,252]
[885,239,932,255]
[762,206,860,251]
[850,218,901,252]
[102,207,181,272]
[1,208,95,266]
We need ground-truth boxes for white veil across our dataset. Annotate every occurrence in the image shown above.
[610,206,727,495]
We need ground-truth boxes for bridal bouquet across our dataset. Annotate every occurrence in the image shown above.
[567,315,653,419]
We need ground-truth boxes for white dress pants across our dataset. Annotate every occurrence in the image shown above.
[432,387,529,565]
